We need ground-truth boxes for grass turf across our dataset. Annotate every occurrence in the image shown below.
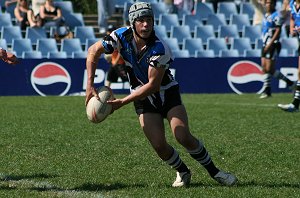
[0,94,299,197]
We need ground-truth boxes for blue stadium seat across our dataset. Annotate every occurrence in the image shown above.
[206,13,227,31]
[281,37,299,55]
[25,27,47,46]
[64,13,85,29]
[163,38,180,51]
[255,38,263,49]
[230,14,250,33]
[12,38,33,57]
[280,26,288,38]
[242,25,261,44]
[177,9,191,21]
[158,14,179,32]
[182,14,202,31]
[170,25,192,44]
[1,26,23,46]
[194,2,214,22]
[207,37,228,55]
[195,50,215,58]
[22,51,43,59]
[244,49,261,57]
[151,2,167,22]
[182,38,203,57]
[61,38,83,57]
[54,1,74,16]
[217,2,237,20]
[154,25,168,39]
[0,13,13,28]
[47,51,68,59]
[240,2,255,20]
[219,49,239,57]
[74,26,95,45]
[0,39,8,49]
[218,24,239,39]
[85,38,101,51]
[36,38,58,58]
[72,51,87,58]
[172,50,190,58]
[194,25,215,45]
[115,0,130,11]
[231,37,252,56]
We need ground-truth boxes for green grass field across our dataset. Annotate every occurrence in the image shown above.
[0,94,299,198]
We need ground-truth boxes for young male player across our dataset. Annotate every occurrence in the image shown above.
[85,2,237,187]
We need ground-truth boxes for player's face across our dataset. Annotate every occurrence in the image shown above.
[265,0,275,12]
[134,16,154,39]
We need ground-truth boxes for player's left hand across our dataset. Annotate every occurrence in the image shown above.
[107,98,124,112]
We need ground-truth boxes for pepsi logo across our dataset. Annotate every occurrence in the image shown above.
[227,61,264,94]
[31,62,71,96]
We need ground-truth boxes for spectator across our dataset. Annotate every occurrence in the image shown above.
[14,0,30,30]
[0,48,19,65]
[31,0,46,16]
[104,25,128,87]
[39,0,63,28]
[97,0,115,34]
[27,8,43,27]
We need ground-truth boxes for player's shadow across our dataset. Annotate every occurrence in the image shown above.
[0,173,57,182]
[189,181,300,189]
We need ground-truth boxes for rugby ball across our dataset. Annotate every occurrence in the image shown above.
[86,86,114,123]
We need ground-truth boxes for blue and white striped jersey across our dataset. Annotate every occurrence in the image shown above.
[262,11,281,46]
[102,27,178,92]
[290,0,300,28]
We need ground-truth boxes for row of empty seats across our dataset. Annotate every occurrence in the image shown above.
[0,37,100,59]
[164,37,298,58]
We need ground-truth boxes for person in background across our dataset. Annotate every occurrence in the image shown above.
[259,0,294,99]
[104,25,128,88]
[5,0,17,9]
[97,0,115,34]
[278,0,300,112]
[0,48,19,65]
[39,0,63,28]
[31,0,46,16]
[27,7,43,27]
[86,2,237,187]
[14,0,30,30]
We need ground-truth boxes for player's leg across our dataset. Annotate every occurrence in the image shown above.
[167,105,237,186]
[260,57,273,98]
[272,43,295,88]
[278,56,300,112]
[138,113,190,187]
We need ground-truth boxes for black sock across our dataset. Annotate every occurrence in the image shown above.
[165,148,189,173]
[188,140,220,177]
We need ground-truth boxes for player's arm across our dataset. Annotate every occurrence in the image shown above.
[264,26,281,52]
[290,14,296,36]
[108,66,165,111]
[85,41,106,106]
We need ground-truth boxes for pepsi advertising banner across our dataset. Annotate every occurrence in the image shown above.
[0,58,298,96]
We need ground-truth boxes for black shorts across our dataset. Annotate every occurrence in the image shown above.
[261,42,281,60]
[134,84,182,118]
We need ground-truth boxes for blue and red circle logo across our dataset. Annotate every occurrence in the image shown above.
[227,61,264,94]
[31,62,71,96]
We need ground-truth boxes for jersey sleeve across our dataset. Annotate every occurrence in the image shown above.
[102,31,119,54]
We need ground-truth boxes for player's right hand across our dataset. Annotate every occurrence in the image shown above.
[85,86,99,106]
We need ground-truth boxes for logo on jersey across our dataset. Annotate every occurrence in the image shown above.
[31,62,71,96]
[227,61,264,94]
